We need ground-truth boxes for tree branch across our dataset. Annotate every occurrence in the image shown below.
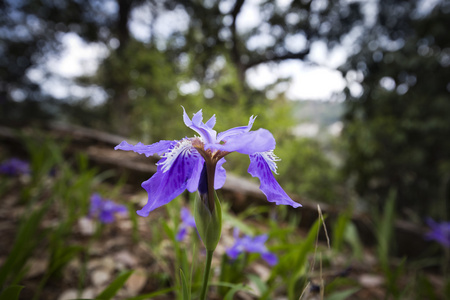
[245,49,310,70]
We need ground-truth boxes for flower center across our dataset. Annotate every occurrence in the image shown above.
[191,137,230,164]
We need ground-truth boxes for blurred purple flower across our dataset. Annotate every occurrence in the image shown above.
[0,158,30,176]
[226,229,278,266]
[425,218,450,248]
[115,108,301,217]
[176,207,196,241]
[89,193,128,224]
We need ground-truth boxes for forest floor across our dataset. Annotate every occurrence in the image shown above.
[0,124,447,299]
[0,180,446,300]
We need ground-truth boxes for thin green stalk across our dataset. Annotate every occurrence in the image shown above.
[199,250,214,300]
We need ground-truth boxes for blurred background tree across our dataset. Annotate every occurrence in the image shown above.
[0,0,118,121]
[340,1,450,219]
[1,0,362,131]
[1,0,449,219]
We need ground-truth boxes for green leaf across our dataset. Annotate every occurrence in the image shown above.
[0,285,24,300]
[180,269,190,300]
[344,222,363,260]
[49,245,84,274]
[325,287,359,300]
[332,212,351,251]
[162,221,176,241]
[0,201,49,286]
[278,217,322,300]
[294,217,322,277]
[247,274,268,295]
[96,270,134,300]
[224,283,251,300]
[222,212,254,236]
[124,288,173,300]
[376,189,396,269]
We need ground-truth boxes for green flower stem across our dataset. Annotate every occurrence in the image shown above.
[205,161,217,212]
[199,249,214,300]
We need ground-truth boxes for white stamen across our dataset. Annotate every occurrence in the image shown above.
[259,150,281,174]
[158,139,196,173]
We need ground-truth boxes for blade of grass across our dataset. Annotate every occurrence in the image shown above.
[325,287,360,300]
[96,270,134,300]
[224,283,252,300]
[247,273,268,295]
[376,189,396,269]
[124,287,174,300]
[0,200,50,286]
[0,285,24,300]
[180,269,190,300]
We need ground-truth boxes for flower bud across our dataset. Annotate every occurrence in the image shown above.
[194,162,222,251]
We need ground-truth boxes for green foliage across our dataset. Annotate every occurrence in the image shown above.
[271,218,323,300]
[343,222,363,260]
[277,137,342,203]
[331,210,363,260]
[332,212,349,252]
[223,283,251,300]
[292,101,344,127]
[342,2,450,218]
[163,197,203,300]
[95,41,185,138]
[0,133,131,299]
[413,273,440,300]
[218,255,247,296]
[33,244,84,300]
[246,273,268,296]
[0,285,24,300]
[0,199,50,287]
[1,133,447,299]
[180,269,190,300]
[374,190,397,269]
[96,270,134,300]
[373,191,408,299]
[325,287,359,300]
[123,288,174,300]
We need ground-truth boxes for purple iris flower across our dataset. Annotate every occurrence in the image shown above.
[0,158,30,176]
[89,193,128,224]
[425,218,450,248]
[226,229,278,266]
[115,108,301,217]
[176,207,197,241]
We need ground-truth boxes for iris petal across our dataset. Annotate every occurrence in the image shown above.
[208,129,275,155]
[186,157,204,193]
[226,232,278,266]
[182,108,217,144]
[253,234,268,244]
[214,158,227,189]
[226,243,242,259]
[115,140,175,157]
[425,218,450,248]
[205,114,216,129]
[176,227,188,241]
[137,149,199,216]
[216,115,256,142]
[158,139,198,173]
[180,207,196,227]
[248,153,301,208]
[261,252,278,266]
